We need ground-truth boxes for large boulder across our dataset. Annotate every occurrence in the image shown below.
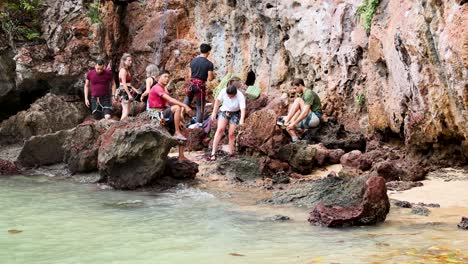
[275,142,317,174]
[97,122,179,190]
[308,176,390,227]
[238,108,287,156]
[16,129,72,167]
[303,122,366,152]
[0,94,88,144]
[165,157,199,180]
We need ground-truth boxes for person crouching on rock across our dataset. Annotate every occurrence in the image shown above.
[209,84,246,161]
[277,78,322,142]
[117,53,136,120]
[84,58,116,120]
[147,70,192,160]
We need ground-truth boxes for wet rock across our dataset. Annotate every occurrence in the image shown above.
[393,200,412,208]
[105,200,145,209]
[97,122,179,190]
[275,141,317,174]
[417,203,440,208]
[386,181,423,191]
[0,94,88,144]
[265,215,291,221]
[314,144,345,166]
[340,150,373,171]
[218,157,263,182]
[165,157,199,180]
[302,122,366,152]
[271,172,290,184]
[458,217,468,230]
[308,176,390,227]
[264,173,390,227]
[411,206,430,216]
[374,160,406,182]
[0,159,20,175]
[16,129,72,167]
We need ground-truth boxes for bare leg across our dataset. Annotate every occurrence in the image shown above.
[121,102,129,120]
[211,117,229,156]
[171,105,183,137]
[178,145,186,161]
[228,123,237,155]
[283,98,302,123]
[286,126,299,141]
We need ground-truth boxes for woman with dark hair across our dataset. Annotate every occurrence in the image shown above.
[209,85,246,161]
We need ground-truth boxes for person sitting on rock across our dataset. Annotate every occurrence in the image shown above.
[183,43,215,127]
[277,78,322,142]
[147,70,192,160]
[84,59,116,120]
[209,84,246,161]
[117,53,136,120]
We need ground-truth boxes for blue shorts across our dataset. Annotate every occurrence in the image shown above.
[298,112,320,129]
[219,111,240,125]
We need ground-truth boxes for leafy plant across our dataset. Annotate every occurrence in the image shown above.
[355,93,366,107]
[87,1,101,24]
[0,0,43,45]
[355,0,381,32]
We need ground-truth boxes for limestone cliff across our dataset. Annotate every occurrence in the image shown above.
[0,0,466,158]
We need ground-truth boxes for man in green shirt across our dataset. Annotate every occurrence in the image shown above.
[278,78,322,142]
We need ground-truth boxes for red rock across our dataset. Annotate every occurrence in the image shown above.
[0,159,19,175]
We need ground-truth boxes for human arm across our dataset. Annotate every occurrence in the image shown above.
[119,69,133,101]
[207,71,214,82]
[141,78,153,101]
[239,107,246,125]
[162,94,192,114]
[111,79,117,101]
[238,92,246,125]
[211,98,220,121]
[287,104,311,129]
[84,79,90,107]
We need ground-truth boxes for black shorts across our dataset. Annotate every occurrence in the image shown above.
[91,95,112,119]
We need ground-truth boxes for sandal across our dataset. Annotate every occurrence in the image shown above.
[206,154,217,161]
[174,135,187,141]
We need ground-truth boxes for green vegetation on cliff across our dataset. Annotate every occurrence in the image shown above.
[356,0,381,32]
[0,0,43,45]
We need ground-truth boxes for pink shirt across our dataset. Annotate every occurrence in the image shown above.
[148,83,168,109]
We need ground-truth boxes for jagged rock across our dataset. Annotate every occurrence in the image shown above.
[386,181,423,191]
[417,203,440,208]
[0,159,19,175]
[303,123,366,152]
[217,157,262,182]
[238,108,287,156]
[63,120,112,173]
[258,157,290,176]
[97,122,179,190]
[393,200,412,208]
[165,157,199,180]
[458,217,468,230]
[270,172,290,184]
[411,206,431,216]
[185,127,206,151]
[0,94,88,144]
[314,144,345,166]
[275,141,317,174]
[340,150,373,171]
[308,176,390,227]
[16,129,72,167]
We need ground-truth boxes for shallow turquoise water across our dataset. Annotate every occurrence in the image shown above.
[1,176,467,264]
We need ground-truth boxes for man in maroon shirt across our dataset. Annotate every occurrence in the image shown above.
[84,59,116,120]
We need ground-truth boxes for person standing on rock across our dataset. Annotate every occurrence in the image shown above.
[139,64,160,103]
[278,78,322,142]
[209,84,246,161]
[183,43,215,126]
[117,53,136,120]
[84,59,116,120]
[148,70,192,160]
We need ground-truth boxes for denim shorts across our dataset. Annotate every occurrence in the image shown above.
[219,111,240,125]
[298,112,320,129]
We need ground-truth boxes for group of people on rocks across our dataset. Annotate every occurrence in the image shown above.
[83,43,322,161]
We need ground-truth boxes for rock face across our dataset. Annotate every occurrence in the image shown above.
[307,176,390,227]
[275,142,317,174]
[0,93,88,144]
[98,122,179,190]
